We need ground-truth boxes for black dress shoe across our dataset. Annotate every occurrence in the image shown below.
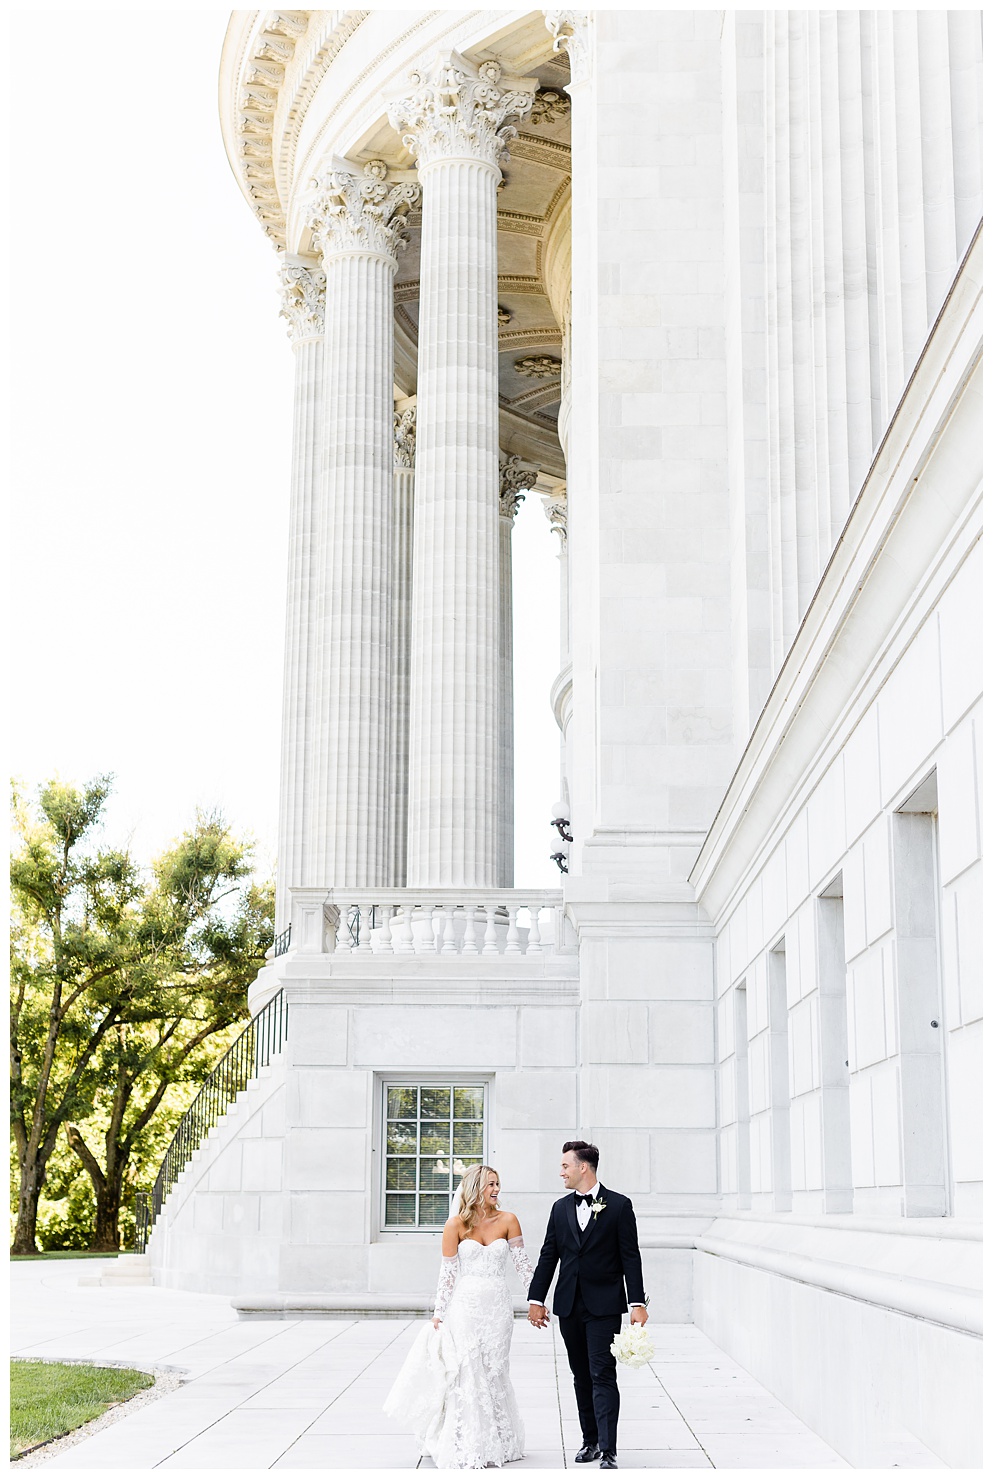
[599,1455,618,1469]
[575,1445,601,1463]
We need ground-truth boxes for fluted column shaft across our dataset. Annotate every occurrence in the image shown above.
[309,162,418,887]
[275,262,325,931]
[498,457,538,886]
[390,405,416,887]
[389,54,536,888]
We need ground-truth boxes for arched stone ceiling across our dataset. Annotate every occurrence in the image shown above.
[221,10,571,478]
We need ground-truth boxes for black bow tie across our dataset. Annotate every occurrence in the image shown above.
[575,1193,594,1206]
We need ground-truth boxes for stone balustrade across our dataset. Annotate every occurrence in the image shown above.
[289,886,572,957]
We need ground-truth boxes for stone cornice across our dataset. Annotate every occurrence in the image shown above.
[221,11,370,250]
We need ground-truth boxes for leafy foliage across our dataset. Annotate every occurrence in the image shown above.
[10,777,273,1253]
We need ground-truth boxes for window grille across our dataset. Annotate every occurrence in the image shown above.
[382,1083,485,1228]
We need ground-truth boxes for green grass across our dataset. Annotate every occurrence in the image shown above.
[10,1360,154,1459]
[10,1251,117,1261]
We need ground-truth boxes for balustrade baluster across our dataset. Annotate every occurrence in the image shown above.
[336,906,353,953]
[441,906,457,953]
[379,904,396,953]
[462,905,478,954]
[482,905,499,955]
[526,905,543,954]
[505,903,522,954]
[356,904,373,953]
[394,903,415,954]
[412,904,432,953]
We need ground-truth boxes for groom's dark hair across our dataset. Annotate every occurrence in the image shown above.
[563,1140,599,1173]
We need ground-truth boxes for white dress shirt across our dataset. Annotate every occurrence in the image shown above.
[574,1182,601,1232]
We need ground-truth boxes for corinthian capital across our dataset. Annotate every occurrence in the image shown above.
[541,491,568,547]
[278,259,326,341]
[543,10,592,84]
[309,159,419,262]
[499,454,538,521]
[394,406,417,468]
[388,51,537,171]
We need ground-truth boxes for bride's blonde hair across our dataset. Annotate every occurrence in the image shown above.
[455,1165,499,1230]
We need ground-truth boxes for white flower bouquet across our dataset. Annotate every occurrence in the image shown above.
[610,1324,655,1369]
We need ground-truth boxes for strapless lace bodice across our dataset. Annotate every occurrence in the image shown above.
[457,1238,510,1281]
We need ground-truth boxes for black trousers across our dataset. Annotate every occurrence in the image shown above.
[558,1289,624,1454]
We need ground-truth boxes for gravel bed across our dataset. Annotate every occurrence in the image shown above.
[12,1368,185,1468]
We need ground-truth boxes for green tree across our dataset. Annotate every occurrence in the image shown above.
[66,871,273,1250]
[10,778,273,1254]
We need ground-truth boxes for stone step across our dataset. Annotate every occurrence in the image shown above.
[231,1290,534,1321]
[79,1254,153,1288]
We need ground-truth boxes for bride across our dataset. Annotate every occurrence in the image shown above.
[384,1164,536,1469]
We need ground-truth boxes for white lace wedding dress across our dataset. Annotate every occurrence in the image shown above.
[384,1235,535,1469]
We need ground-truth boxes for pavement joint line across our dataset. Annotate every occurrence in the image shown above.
[146,1316,337,1391]
[549,1319,566,1467]
[150,1317,360,1468]
[648,1362,713,1468]
[273,1318,419,1467]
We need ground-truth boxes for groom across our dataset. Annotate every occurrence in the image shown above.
[527,1141,648,1470]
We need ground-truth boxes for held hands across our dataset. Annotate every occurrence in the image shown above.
[528,1304,549,1329]
[630,1305,649,1327]
[432,1317,442,1330]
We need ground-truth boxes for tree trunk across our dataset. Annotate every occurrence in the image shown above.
[11,1160,43,1255]
[90,1176,123,1253]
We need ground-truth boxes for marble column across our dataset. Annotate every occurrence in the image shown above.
[275,259,325,933]
[390,402,417,888]
[497,455,537,886]
[389,54,536,888]
[308,160,418,887]
[541,486,571,863]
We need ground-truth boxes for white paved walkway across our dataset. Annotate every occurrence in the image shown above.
[11,1260,848,1470]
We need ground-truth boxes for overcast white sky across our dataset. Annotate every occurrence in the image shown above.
[9,8,562,886]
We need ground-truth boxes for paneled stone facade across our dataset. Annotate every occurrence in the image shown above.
[148,10,982,1468]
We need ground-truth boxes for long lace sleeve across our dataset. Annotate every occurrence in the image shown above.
[433,1254,458,1320]
[509,1235,534,1292]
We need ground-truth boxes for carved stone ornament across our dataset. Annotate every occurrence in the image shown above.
[497,304,513,326]
[394,406,417,468]
[528,89,571,127]
[309,159,420,262]
[387,51,537,171]
[543,10,592,84]
[514,355,563,380]
[278,260,326,341]
[499,454,538,520]
[541,493,568,546]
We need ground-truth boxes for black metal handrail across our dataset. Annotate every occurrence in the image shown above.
[134,1190,152,1256]
[273,923,292,957]
[132,989,288,1252]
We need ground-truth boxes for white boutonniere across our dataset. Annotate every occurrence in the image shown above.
[590,1199,607,1220]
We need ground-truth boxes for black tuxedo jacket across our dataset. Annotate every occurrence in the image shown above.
[527,1185,646,1318]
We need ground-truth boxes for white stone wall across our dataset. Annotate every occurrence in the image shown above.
[149,1054,287,1294]
[694,219,982,1469]
[280,982,585,1297]
[562,8,729,1254]
[695,1231,981,1467]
